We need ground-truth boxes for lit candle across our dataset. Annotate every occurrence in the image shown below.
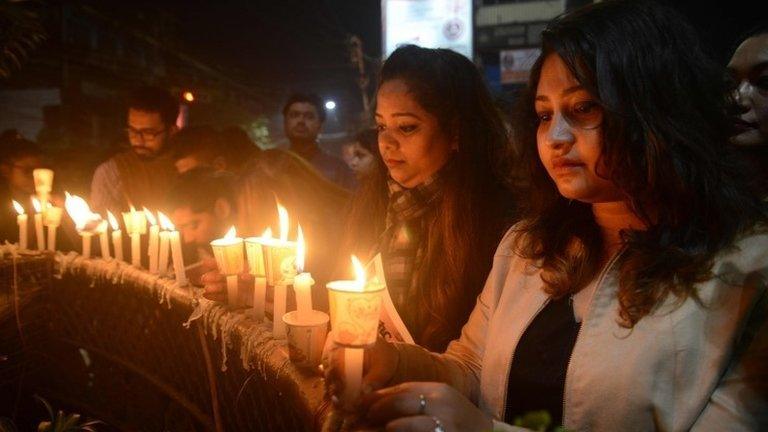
[162,214,187,286]
[43,204,63,251]
[97,219,110,259]
[293,225,314,323]
[12,200,27,250]
[32,168,53,209]
[64,192,100,259]
[31,197,45,251]
[263,203,297,286]
[157,212,172,276]
[245,227,271,321]
[211,226,245,307]
[327,256,385,407]
[123,206,146,268]
[144,208,159,273]
[107,211,123,262]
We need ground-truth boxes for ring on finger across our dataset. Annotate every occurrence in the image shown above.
[431,416,446,432]
[418,393,427,415]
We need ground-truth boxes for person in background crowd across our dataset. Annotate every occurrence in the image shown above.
[342,44,518,352]
[90,86,179,213]
[283,93,356,190]
[200,148,350,309]
[0,139,44,244]
[341,128,377,181]
[219,126,261,174]
[170,126,222,174]
[326,2,768,431]
[728,25,768,195]
[166,167,237,265]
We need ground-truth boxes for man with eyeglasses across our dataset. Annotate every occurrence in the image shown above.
[90,86,179,213]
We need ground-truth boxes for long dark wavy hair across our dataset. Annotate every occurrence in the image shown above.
[512,0,767,327]
[345,45,516,351]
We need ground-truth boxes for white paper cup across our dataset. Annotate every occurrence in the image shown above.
[283,310,329,369]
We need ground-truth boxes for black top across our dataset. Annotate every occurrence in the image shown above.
[504,296,581,428]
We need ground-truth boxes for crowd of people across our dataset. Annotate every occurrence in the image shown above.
[2,0,767,430]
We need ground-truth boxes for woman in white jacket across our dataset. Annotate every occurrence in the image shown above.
[324,1,768,431]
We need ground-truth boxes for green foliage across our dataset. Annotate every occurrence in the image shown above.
[0,1,47,78]
[35,396,101,432]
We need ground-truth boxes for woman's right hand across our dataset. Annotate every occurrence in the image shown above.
[323,337,401,410]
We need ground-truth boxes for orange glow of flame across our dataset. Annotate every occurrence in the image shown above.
[277,203,289,242]
[296,225,305,272]
[143,207,157,226]
[12,200,25,215]
[158,211,174,231]
[107,211,120,231]
[351,255,366,292]
[224,226,237,240]
[183,91,194,102]
[31,197,41,213]
[64,192,97,230]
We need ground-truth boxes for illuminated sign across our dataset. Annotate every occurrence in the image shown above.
[383,0,473,59]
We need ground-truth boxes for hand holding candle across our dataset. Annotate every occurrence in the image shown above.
[210,226,245,307]
[12,200,28,250]
[327,256,385,408]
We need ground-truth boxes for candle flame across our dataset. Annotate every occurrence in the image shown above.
[107,211,120,230]
[262,227,272,238]
[158,211,174,231]
[12,200,25,215]
[143,207,157,226]
[351,255,366,291]
[296,225,305,272]
[96,218,108,233]
[277,203,289,242]
[32,197,41,213]
[224,226,237,239]
[64,192,98,231]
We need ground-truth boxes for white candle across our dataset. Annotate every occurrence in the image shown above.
[107,211,123,262]
[144,208,159,273]
[32,168,53,208]
[344,348,364,406]
[327,256,385,409]
[44,205,63,251]
[253,276,267,321]
[158,230,170,275]
[294,272,314,323]
[123,207,146,268]
[273,282,287,338]
[245,227,272,320]
[98,221,110,259]
[32,198,44,251]
[81,232,92,259]
[169,230,187,286]
[47,225,57,251]
[13,201,28,250]
[131,232,141,267]
[293,225,313,322]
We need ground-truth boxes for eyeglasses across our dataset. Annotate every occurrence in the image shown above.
[125,126,166,141]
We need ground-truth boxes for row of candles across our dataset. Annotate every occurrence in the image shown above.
[207,203,384,405]
[9,168,383,405]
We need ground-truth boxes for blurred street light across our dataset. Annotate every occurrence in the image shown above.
[325,100,336,110]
